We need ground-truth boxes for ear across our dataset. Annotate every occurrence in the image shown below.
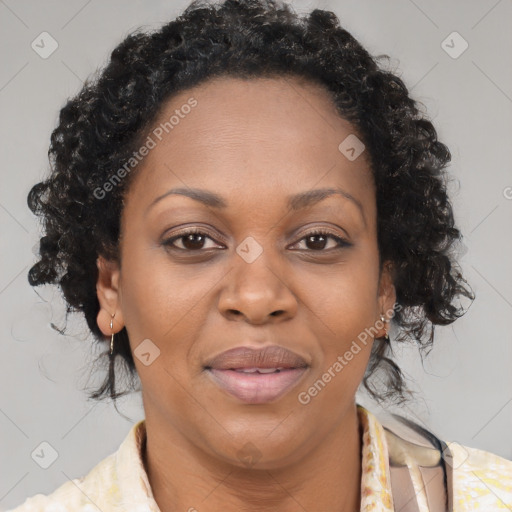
[96,255,124,336]
[377,259,397,327]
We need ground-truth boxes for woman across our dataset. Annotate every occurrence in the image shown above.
[9,0,512,510]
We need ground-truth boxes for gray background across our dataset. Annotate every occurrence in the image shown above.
[1,0,511,509]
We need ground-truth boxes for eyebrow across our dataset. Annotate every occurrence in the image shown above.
[146,186,366,225]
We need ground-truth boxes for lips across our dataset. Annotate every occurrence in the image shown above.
[204,345,309,371]
[203,345,310,404]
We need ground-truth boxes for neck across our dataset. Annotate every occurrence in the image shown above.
[142,404,363,512]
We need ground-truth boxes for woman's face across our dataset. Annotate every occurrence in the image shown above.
[97,76,395,468]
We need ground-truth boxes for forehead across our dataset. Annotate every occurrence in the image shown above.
[123,76,374,217]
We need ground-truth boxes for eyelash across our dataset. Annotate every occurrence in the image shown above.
[162,227,351,252]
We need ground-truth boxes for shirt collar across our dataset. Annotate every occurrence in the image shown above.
[115,419,161,512]
[357,404,395,511]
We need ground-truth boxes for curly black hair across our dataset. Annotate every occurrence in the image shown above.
[27,0,474,405]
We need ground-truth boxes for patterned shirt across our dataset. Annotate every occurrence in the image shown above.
[8,405,512,511]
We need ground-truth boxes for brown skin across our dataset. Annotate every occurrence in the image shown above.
[96,76,396,512]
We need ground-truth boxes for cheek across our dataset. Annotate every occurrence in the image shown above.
[302,245,380,379]
[118,241,221,367]
[308,246,380,334]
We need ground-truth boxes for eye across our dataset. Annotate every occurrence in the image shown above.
[162,228,225,251]
[290,229,352,251]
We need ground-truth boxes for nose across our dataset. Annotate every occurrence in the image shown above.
[217,249,298,325]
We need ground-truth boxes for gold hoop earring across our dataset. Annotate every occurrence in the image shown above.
[110,313,115,356]
[380,314,390,342]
